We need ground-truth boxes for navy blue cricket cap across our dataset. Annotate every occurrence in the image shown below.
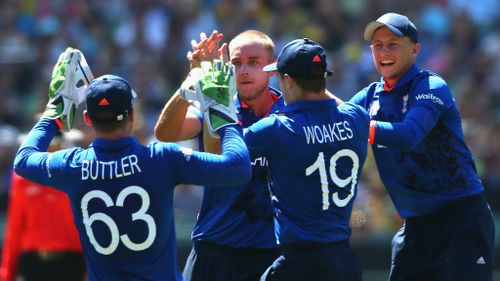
[86,74,137,122]
[263,38,333,79]
[364,13,418,43]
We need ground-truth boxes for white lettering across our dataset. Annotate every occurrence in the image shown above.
[322,125,332,143]
[336,122,347,141]
[344,121,353,139]
[328,124,340,141]
[120,156,129,177]
[304,126,316,144]
[252,157,268,167]
[90,160,98,180]
[302,122,354,144]
[314,126,324,143]
[415,93,444,106]
[81,155,142,180]
[82,160,89,180]
[129,155,141,174]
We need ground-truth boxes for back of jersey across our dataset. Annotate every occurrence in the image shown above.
[245,99,369,245]
[61,137,182,281]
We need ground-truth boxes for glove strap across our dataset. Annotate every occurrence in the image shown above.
[53,118,63,130]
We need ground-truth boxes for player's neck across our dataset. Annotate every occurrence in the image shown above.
[291,90,330,103]
[244,91,275,117]
[383,78,398,91]
[94,126,132,140]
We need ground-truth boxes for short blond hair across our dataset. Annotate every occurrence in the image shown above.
[229,30,275,61]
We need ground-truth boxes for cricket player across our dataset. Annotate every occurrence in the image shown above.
[155,30,283,281]
[13,48,251,281]
[244,38,370,281]
[350,13,495,281]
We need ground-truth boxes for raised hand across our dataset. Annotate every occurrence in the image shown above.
[187,30,228,69]
[42,47,94,131]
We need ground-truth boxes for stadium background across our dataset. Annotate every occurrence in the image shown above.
[0,0,499,280]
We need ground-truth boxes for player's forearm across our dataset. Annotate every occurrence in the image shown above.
[186,125,251,187]
[370,119,423,150]
[213,125,251,186]
[14,119,56,185]
[203,121,222,154]
[154,90,192,141]
[371,105,438,150]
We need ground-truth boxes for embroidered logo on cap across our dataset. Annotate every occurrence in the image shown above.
[98,98,110,106]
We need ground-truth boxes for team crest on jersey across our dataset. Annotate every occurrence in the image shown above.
[402,94,409,114]
[368,100,380,118]
[179,146,193,161]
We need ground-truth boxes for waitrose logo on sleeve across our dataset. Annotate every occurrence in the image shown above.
[415,93,444,106]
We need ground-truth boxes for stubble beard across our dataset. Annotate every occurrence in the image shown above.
[237,83,268,103]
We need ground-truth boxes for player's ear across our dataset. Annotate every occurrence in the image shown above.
[283,73,294,88]
[128,109,134,123]
[411,42,420,58]
[83,110,92,126]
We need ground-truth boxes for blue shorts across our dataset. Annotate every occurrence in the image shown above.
[260,240,362,281]
[389,195,495,281]
[182,241,280,281]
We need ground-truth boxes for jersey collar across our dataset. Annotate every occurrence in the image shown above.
[91,136,139,151]
[381,64,420,93]
[279,99,338,114]
[235,87,284,128]
[235,86,282,110]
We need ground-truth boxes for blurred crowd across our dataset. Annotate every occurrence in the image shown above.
[0,0,499,242]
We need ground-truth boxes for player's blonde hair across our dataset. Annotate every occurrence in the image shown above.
[229,30,275,62]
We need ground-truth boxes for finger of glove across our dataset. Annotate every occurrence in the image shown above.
[200,61,213,74]
[52,48,71,79]
[49,76,65,98]
[205,60,227,85]
[49,49,73,98]
[222,63,234,84]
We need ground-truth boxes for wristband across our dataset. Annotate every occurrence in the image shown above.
[368,120,376,144]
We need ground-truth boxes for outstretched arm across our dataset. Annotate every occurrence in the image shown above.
[154,90,202,142]
[175,125,251,187]
[154,30,226,142]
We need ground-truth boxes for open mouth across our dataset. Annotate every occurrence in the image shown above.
[380,60,395,67]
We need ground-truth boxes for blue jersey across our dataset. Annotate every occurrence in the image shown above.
[192,87,284,248]
[14,119,251,281]
[350,64,484,218]
[245,100,369,245]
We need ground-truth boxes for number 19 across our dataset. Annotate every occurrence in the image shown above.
[305,149,359,210]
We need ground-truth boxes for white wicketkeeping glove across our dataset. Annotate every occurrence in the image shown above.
[180,60,238,137]
[43,47,94,131]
